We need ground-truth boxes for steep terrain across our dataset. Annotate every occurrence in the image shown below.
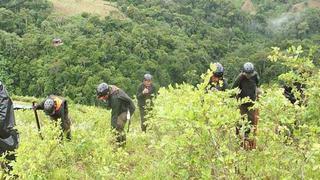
[49,0,125,18]
[291,0,320,12]
[241,0,256,15]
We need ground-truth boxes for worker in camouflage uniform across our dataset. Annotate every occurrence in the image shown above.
[136,73,157,132]
[206,62,228,92]
[232,62,260,150]
[34,95,71,140]
[0,81,19,171]
[96,83,135,146]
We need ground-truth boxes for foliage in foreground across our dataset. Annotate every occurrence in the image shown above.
[0,47,319,179]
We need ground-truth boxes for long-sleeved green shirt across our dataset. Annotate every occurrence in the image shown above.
[106,86,135,128]
[232,71,259,101]
[136,83,156,107]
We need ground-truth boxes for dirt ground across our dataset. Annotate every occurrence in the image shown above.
[241,0,256,15]
[49,0,125,19]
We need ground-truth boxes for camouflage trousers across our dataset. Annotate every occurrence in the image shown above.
[111,112,127,146]
[236,103,259,150]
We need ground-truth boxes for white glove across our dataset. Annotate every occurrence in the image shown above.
[127,110,131,121]
[142,88,149,94]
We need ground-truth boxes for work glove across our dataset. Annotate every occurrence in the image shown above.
[127,110,131,121]
[142,88,149,94]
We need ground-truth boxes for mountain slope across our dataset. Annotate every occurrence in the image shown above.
[49,0,125,18]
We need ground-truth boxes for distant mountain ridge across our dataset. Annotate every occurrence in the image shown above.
[240,0,320,14]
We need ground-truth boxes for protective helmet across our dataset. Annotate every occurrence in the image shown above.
[44,98,55,115]
[52,38,63,47]
[243,62,254,74]
[96,83,109,97]
[144,73,152,80]
[213,63,224,77]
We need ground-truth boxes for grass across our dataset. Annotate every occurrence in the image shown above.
[4,96,159,178]
[233,0,245,8]
[48,0,125,18]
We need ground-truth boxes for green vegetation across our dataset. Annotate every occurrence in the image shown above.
[1,0,320,104]
[1,47,319,179]
[0,0,320,178]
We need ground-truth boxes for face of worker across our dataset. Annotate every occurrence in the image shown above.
[98,95,108,102]
[211,75,220,83]
[244,72,254,79]
[143,79,152,87]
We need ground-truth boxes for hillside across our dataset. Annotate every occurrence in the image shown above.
[241,0,256,15]
[49,0,125,18]
[238,0,320,15]
[1,0,320,103]
[5,50,320,178]
[291,0,320,12]
[9,96,153,178]
[0,0,320,178]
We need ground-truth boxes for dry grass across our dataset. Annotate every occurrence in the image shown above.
[49,0,125,18]
[241,0,256,15]
[308,0,320,8]
[291,0,320,12]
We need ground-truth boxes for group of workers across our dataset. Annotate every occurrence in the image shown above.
[2,61,300,172]
[206,62,260,149]
[0,71,157,171]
